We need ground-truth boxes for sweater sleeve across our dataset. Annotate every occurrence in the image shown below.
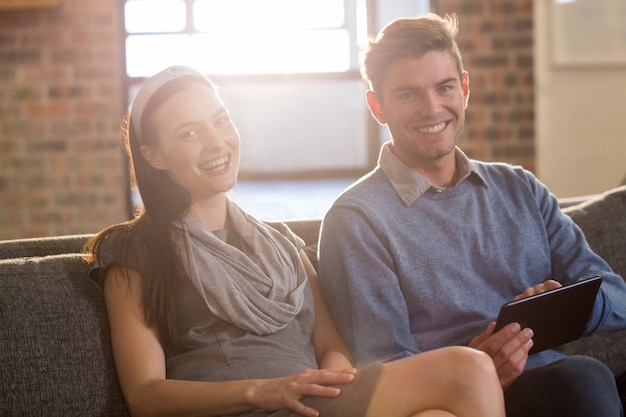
[318,204,419,366]
[528,173,626,334]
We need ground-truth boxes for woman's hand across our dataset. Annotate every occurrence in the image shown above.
[513,279,562,301]
[246,367,356,417]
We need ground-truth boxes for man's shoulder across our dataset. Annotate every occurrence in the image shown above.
[334,168,391,203]
[323,168,396,228]
[471,160,551,207]
[471,160,536,185]
[472,159,525,174]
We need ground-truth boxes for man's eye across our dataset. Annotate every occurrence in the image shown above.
[439,85,453,93]
[399,92,415,100]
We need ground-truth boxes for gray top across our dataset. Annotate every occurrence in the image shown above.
[165,263,318,381]
[93,223,318,383]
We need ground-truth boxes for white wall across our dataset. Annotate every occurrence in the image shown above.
[220,79,369,173]
[535,0,626,197]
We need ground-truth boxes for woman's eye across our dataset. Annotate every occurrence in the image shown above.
[179,129,199,141]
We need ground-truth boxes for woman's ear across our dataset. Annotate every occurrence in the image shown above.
[140,145,167,170]
[365,90,387,125]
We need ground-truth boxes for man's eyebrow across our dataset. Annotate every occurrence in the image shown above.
[390,77,460,94]
[438,77,458,86]
[391,85,419,94]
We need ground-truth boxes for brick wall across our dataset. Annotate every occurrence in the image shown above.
[0,0,128,239]
[433,0,535,170]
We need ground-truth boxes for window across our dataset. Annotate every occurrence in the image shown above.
[124,0,362,77]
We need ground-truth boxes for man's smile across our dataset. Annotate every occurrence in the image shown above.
[414,121,448,134]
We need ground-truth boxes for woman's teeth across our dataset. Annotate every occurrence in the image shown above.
[417,122,446,134]
[201,155,229,171]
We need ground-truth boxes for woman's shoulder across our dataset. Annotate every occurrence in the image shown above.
[88,221,147,280]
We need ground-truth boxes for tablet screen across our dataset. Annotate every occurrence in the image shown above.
[494,276,602,354]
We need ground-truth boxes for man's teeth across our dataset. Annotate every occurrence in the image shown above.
[417,122,446,134]
[201,156,229,171]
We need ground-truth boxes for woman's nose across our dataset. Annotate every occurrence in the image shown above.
[200,126,225,148]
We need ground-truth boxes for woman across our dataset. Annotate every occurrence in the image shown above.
[85,66,505,417]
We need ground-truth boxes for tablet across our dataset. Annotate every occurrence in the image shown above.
[494,276,602,355]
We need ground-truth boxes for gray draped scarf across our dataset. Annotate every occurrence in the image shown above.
[171,198,307,335]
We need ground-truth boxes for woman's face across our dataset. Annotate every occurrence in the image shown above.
[140,83,241,203]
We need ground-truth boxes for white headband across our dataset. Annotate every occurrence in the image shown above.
[129,66,210,139]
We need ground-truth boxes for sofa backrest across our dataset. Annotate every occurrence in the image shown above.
[0,220,324,261]
[561,185,626,280]
[0,234,93,260]
[0,254,130,417]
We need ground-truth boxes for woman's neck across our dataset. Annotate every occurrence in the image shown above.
[187,194,229,231]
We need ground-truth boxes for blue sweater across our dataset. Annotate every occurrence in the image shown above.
[318,156,626,369]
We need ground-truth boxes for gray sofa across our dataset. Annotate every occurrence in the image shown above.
[1,185,625,417]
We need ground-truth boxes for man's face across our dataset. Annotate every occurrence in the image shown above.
[367,51,470,170]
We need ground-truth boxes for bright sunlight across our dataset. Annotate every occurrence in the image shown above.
[125,0,355,77]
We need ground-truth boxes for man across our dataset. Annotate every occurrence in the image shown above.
[318,12,626,416]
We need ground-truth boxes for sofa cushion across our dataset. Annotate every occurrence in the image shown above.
[560,185,626,375]
[0,254,130,417]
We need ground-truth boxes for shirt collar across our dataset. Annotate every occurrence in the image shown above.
[378,141,488,207]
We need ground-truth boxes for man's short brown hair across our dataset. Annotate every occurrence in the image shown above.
[361,13,464,97]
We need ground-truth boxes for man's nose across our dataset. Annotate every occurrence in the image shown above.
[419,92,440,116]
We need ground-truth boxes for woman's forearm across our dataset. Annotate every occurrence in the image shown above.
[124,377,261,417]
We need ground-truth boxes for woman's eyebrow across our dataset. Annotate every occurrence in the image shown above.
[173,108,228,132]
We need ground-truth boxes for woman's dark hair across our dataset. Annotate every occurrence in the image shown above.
[85,75,215,347]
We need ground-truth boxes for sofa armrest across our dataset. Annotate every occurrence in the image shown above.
[0,254,130,416]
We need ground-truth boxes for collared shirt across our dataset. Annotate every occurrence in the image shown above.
[378,141,487,207]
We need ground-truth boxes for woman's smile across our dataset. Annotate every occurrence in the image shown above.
[199,154,231,174]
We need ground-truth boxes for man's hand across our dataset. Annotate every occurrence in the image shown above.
[470,322,534,390]
[513,279,562,301]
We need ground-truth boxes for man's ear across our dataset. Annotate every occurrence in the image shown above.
[365,90,387,125]
[139,145,167,170]
[462,71,470,109]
